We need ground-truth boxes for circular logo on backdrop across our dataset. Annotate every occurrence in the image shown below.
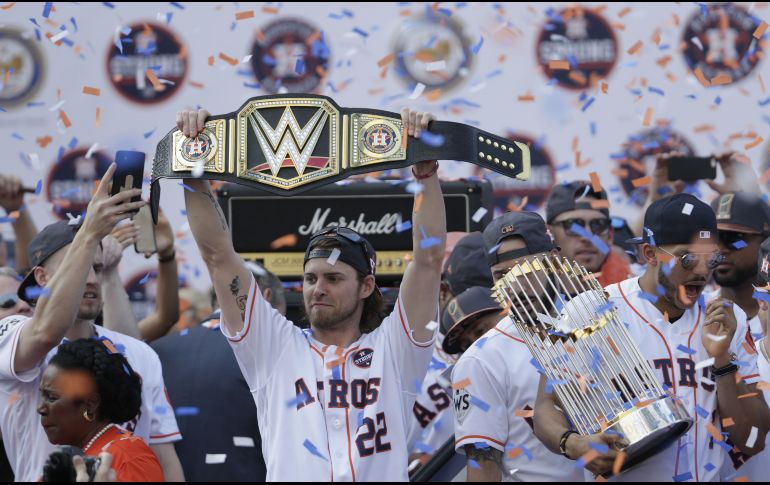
[472,133,556,212]
[535,6,619,90]
[106,22,188,104]
[614,127,694,206]
[392,14,472,91]
[0,27,44,107]
[682,3,765,86]
[251,18,330,94]
[46,147,112,220]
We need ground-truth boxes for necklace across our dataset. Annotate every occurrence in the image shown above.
[83,423,114,453]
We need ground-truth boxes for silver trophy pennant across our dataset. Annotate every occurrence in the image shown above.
[492,255,692,476]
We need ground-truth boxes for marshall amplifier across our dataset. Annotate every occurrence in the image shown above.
[218,179,494,283]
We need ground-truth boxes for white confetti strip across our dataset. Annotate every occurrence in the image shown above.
[425,320,439,332]
[425,60,447,72]
[66,213,82,226]
[49,100,66,112]
[241,54,253,64]
[409,82,426,100]
[682,203,693,215]
[706,333,728,342]
[694,357,714,370]
[50,30,69,44]
[326,248,341,266]
[85,143,100,159]
[690,36,703,51]
[746,426,758,448]
[233,436,255,448]
[192,160,205,178]
[27,153,41,170]
[472,207,488,223]
[205,454,227,464]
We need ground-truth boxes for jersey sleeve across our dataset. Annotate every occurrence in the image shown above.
[144,348,182,444]
[220,274,299,391]
[0,316,41,383]
[452,354,508,454]
[730,309,760,385]
[408,363,454,454]
[381,295,439,400]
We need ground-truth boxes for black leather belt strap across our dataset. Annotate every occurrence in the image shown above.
[150,94,531,223]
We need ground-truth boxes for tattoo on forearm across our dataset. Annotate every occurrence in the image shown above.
[230,276,247,319]
[203,190,229,232]
[465,445,503,466]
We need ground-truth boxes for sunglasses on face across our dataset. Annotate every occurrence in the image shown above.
[0,294,18,310]
[557,218,611,237]
[657,247,725,271]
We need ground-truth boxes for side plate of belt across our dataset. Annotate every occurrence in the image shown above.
[150,93,531,223]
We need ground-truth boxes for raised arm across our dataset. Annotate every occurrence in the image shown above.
[398,109,446,343]
[0,174,39,272]
[15,165,143,373]
[177,109,252,336]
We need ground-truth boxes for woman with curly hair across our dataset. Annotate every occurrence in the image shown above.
[38,338,164,482]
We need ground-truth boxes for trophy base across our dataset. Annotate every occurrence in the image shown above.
[602,395,693,477]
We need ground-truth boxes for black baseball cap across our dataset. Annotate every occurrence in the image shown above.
[442,232,493,296]
[635,193,717,246]
[304,226,377,277]
[482,211,556,266]
[758,237,770,285]
[442,286,501,354]
[546,180,609,223]
[18,221,81,303]
[711,192,770,236]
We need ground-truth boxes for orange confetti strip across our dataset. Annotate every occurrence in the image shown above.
[759,74,766,94]
[589,172,602,193]
[413,192,425,213]
[578,375,588,393]
[59,110,72,128]
[517,94,535,102]
[738,392,759,399]
[591,199,610,210]
[514,409,534,418]
[452,378,471,390]
[580,449,600,467]
[710,74,732,86]
[607,336,620,355]
[207,55,215,66]
[189,81,204,89]
[757,381,770,392]
[7,211,19,220]
[694,124,715,133]
[261,5,279,14]
[613,451,626,476]
[82,86,100,96]
[754,21,769,39]
[101,339,119,354]
[425,89,442,102]
[574,151,582,166]
[618,7,631,17]
[95,107,101,128]
[627,41,643,55]
[377,53,395,68]
[632,176,651,188]
[507,447,523,459]
[0,2,16,9]
[652,29,661,46]
[694,67,710,87]
[36,136,53,148]
[601,82,608,94]
[145,69,165,91]
[744,136,764,150]
[568,71,587,86]
[656,55,673,68]
[722,417,735,427]
[642,107,653,127]
[742,342,757,355]
[735,477,749,483]
[706,423,724,442]
[218,52,238,66]
[235,10,254,20]
[499,301,512,316]
[549,60,570,70]
[270,233,298,250]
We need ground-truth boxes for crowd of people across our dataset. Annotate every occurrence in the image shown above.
[0,106,767,482]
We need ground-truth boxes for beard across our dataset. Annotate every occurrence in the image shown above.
[714,264,757,288]
[308,298,362,331]
[77,299,102,321]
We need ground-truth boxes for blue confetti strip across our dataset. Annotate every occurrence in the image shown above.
[42,2,52,17]
[419,131,445,147]
[471,36,484,54]
[396,220,412,233]
[295,59,305,75]
[469,396,490,412]
[475,337,487,348]
[676,344,697,355]
[530,357,546,374]
[581,97,595,112]
[468,459,480,469]
[178,182,195,192]
[589,442,609,454]
[35,180,43,195]
[143,128,156,139]
[754,291,770,302]
[731,240,747,250]
[694,405,709,418]
[673,471,693,482]
[648,86,665,96]
[25,287,51,299]
[704,463,715,472]
[139,273,151,285]
[414,441,433,454]
[153,406,168,415]
[639,291,659,304]
[303,439,328,461]
[175,406,200,416]
[285,392,312,409]
[352,27,368,38]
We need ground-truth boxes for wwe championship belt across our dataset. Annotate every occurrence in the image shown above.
[150,94,531,223]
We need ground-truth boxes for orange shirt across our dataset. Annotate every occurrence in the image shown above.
[86,427,164,482]
[597,248,633,287]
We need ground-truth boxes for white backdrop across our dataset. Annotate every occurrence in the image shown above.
[0,2,768,294]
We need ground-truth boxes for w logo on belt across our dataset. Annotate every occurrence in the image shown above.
[250,106,328,176]
[236,97,341,190]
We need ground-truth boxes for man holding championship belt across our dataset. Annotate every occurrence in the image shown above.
[534,194,770,480]
[178,106,445,481]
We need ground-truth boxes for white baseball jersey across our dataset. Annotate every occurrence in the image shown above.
[451,317,585,482]
[591,278,762,482]
[407,338,456,456]
[0,316,180,482]
[221,275,437,481]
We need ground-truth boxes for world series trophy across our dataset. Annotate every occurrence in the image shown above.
[492,255,692,476]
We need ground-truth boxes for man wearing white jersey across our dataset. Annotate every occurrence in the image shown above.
[179,107,444,481]
[408,232,492,465]
[0,167,184,482]
[451,211,584,482]
[709,191,770,480]
[534,193,770,481]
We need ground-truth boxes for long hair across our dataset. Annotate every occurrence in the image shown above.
[307,238,386,333]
